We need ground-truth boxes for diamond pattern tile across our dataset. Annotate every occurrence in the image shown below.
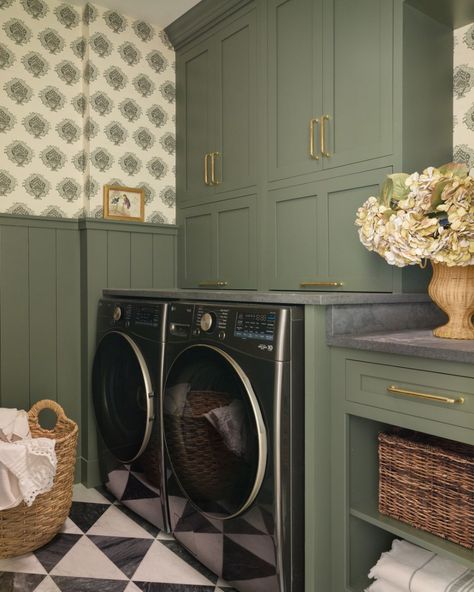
[0,486,237,592]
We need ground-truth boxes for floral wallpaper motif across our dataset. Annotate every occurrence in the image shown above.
[454,23,474,170]
[0,0,176,223]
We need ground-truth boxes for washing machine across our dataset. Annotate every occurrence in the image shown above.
[92,297,169,531]
[163,301,304,592]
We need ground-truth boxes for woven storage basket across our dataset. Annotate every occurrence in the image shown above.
[378,431,474,549]
[166,390,243,501]
[0,400,78,558]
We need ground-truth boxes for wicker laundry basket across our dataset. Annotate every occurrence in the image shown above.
[0,399,78,558]
[378,430,474,549]
[166,390,244,501]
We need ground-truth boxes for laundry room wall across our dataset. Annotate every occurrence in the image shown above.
[0,0,176,224]
[453,22,474,168]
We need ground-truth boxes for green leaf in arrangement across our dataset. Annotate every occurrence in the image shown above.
[431,179,450,207]
[380,173,409,205]
[438,162,468,178]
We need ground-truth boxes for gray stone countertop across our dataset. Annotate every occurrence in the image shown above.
[103,288,431,306]
[327,328,474,364]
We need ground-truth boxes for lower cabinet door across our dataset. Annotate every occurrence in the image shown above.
[267,169,394,291]
[178,195,257,290]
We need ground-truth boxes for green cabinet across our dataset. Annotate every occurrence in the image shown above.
[330,348,474,592]
[176,4,257,206]
[266,168,395,291]
[169,0,452,292]
[267,0,393,185]
[178,195,257,289]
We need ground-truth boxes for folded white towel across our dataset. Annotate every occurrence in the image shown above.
[0,408,57,510]
[369,539,474,592]
[366,578,406,592]
[0,408,30,442]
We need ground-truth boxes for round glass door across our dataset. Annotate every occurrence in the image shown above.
[163,345,267,519]
[92,331,153,463]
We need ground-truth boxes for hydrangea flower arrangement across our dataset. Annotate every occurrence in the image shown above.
[355,163,474,267]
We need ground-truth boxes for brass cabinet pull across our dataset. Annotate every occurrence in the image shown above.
[320,114,331,157]
[204,153,210,185]
[300,281,343,287]
[309,118,320,160]
[210,152,221,185]
[198,280,228,288]
[387,385,465,405]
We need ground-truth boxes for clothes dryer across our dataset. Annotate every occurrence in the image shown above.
[92,297,169,531]
[163,301,304,592]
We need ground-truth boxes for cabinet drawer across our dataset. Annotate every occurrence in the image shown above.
[346,360,474,430]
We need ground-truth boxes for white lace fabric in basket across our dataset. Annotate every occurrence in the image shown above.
[0,408,57,510]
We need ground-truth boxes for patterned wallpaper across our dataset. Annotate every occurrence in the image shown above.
[0,0,176,223]
[453,22,474,170]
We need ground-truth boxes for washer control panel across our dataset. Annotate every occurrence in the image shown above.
[234,311,276,341]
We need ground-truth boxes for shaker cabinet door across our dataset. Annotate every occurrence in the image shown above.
[321,0,393,171]
[179,210,214,288]
[267,0,323,184]
[176,39,216,206]
[214,8,257,197]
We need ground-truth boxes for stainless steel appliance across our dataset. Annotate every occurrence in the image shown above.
[92,298,169,530]
[163,301,304,592]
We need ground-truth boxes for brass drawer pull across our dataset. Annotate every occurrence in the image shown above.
[204,153,211,186]
[387,385,465,405]
[198,281,228,288]
[320,114,331,158]
[309,118,320,160]
[300,281,343,287]
[211,152,221,185]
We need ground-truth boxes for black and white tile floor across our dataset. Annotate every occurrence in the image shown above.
[0,484,236,592]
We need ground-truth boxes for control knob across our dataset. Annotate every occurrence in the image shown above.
[200,312,216,332]
[113,306,122,321]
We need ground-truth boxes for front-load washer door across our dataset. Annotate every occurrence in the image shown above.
[163,345,267,520]
[92,331,153,464]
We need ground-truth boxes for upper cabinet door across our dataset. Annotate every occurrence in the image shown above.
[176,38,216,205]
[213,9,257,197]
[267,0,323,184]
[321,0,394,170]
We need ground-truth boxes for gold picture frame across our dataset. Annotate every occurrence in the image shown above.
[103,185,145,222]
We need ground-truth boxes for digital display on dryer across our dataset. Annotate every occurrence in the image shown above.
[234,311,276,341]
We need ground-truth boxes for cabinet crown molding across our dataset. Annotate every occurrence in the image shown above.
[165,0,253,50]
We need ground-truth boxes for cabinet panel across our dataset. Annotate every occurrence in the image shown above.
[268,186,327,289]
[181,212,214,287]
[327,173,393,291]
[177,40,215,204]
[322,0,393,170]
[217,198,257,289]
[215,10,257,195]
[267,0,323,183]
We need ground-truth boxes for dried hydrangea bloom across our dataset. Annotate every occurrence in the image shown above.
[355,196,391,256]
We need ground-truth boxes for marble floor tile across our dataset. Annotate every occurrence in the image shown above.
[0,571,45,592]
[87,504,155,539]
[68,501,111,533]
[33,534,83,573]
[0,551,47,575]
[72,484,112,505]
[88,535,154,579]
[52,575,129,592]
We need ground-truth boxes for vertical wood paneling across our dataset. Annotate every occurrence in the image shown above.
[83,229,108,464]
[29,228,57,406]
[57,229,81,446]
[0,226,30,410]
[153,234,177,288]
[107,232,131,289]
[131,233,153,288]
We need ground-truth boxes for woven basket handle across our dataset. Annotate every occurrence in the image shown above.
[28,399,67,432]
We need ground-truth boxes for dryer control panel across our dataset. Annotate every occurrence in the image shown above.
[166,302,299,361]
[97,299,167,341]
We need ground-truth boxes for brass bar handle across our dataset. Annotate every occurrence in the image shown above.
[387,385,465,405]
[309,118,320,160]
[300,281,343,287]
[210,152,221,185]
[198,280,228,288]
[204,153,210,186]
[320,114,331,158]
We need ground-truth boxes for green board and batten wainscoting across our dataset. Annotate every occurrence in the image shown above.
[0,214,177,483]
[167,0,453,293]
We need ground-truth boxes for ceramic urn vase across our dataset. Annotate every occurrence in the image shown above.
[428,263,474,339]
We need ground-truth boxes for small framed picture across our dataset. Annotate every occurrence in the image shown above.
[103,185,145,222]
